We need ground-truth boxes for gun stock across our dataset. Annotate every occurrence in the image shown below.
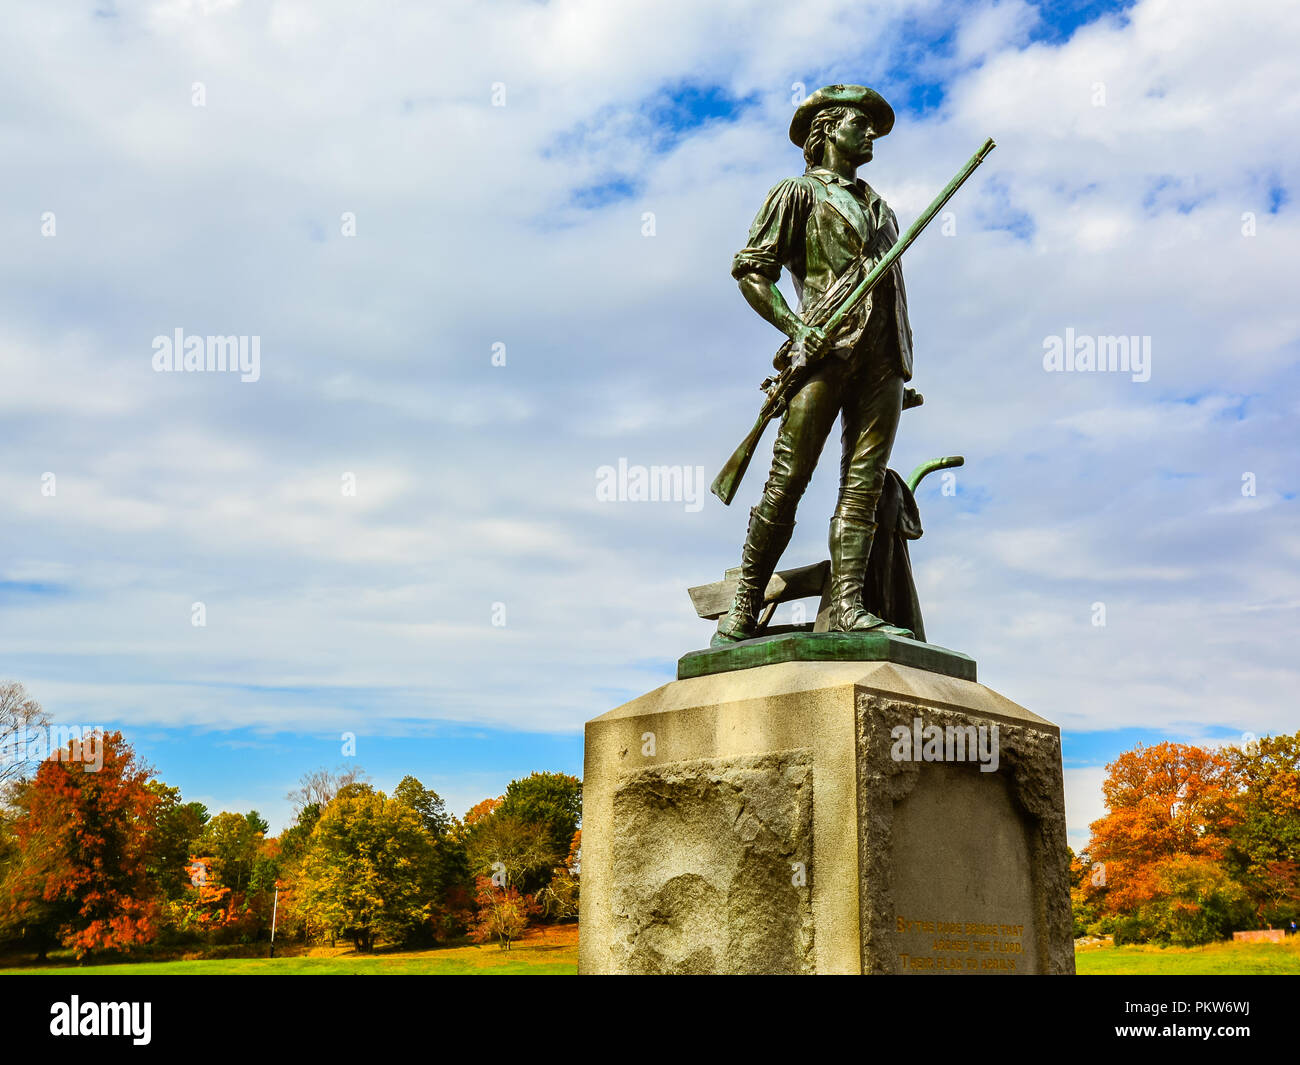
[710,414,771,505]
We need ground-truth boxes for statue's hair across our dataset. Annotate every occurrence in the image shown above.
[803,105,856,168]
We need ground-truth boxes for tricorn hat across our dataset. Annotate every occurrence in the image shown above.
[789,83,895,148]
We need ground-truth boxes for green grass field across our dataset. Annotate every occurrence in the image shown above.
[6,929,1299,975]
[1075,937,1300,975]
[0,926,579,975]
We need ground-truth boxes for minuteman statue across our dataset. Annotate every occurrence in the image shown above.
[715,84,917,645]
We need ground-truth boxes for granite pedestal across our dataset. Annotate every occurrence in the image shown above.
[578,635,1073,975]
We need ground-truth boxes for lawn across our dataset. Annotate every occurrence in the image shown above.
[0,924,579,975]
[1075,937,1300,975]
[6,928,1298,975]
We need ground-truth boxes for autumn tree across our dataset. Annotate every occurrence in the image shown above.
[1080,741,1246,943]
[468,876,540,950]
[1085,742,1237,913]
[464,797,501,826]
[269,802,324,944]
[167,856,243,940]
[566,828,581,876]
[1068,848,1103,937]
[278,802,322,865]
[0,731,160,959]
[295,789,438,952]
[448,797,502,903]
[461,773,582,897]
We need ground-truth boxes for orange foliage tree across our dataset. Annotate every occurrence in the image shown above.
[3,731,161,959]
[464,797,502,827]
[1082,741,1240,939]
[166,857,244,939]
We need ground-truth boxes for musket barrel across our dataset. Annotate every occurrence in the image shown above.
[822,137,995,336]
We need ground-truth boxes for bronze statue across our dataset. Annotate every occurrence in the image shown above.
[711,84,993,647]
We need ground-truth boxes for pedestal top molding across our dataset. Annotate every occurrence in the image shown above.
[677,630,976,682]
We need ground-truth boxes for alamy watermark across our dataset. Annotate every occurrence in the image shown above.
[890,718,999,772]
[1042,328,1150,382]
[50,996,151,1045]
[152,328,261,382]
[1,724,105,772]
[596,459,707,513]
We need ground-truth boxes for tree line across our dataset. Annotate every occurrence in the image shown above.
[7,679,1295,959]
[0,682,580,961]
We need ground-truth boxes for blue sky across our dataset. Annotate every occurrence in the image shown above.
[1,0,1297,850]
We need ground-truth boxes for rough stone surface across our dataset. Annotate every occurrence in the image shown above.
[579,660,1074,975]
[608,751,814,974]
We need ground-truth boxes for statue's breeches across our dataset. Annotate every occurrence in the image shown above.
[758,328,904,528]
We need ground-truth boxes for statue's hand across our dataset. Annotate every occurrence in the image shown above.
[789,322,830,371]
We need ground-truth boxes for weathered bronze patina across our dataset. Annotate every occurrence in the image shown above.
[711,83,992,648]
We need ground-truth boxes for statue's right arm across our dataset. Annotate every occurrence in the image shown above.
[731,178,828,365]
[737,272,801,337]
[737,272,829,364]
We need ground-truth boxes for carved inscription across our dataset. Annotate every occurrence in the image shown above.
[896,914,1025,972]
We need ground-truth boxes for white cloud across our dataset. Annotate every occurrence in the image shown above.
[1064,766,1108,850]
[0,0,1297,838]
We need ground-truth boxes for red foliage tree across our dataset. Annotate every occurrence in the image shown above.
[4,730,161,959]
[467,876,539,950]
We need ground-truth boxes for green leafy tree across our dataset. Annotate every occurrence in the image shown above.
[435,816,475,935]
[1143,855,1250,946]
[394,775,450,838]
[145,782,209,899]
[278,802,322,865]
[465,812,561,894]
[295,790,438,952]
[1225,732,1300,927]
[499,772,581,855]
[198,811,267,894]
[392,775,460,940]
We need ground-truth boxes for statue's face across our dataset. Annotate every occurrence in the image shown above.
[829,107,876,164]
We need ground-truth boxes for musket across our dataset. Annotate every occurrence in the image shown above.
[710,136,996,505]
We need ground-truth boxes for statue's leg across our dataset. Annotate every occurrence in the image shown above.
[712,369,841,645]
[828,342,909,635]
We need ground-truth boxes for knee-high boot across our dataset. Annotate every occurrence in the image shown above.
[828,515,913,636]
[712,505,796,645]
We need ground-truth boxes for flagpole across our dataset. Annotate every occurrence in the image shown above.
[269,885,279,959]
